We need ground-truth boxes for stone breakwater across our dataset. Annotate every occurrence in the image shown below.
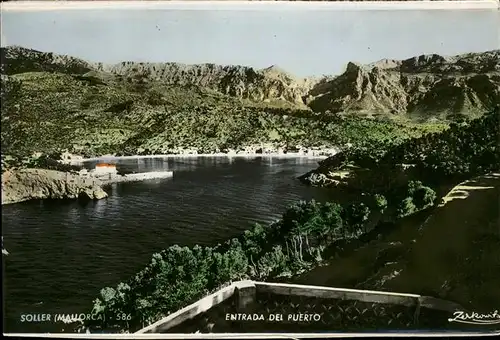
[1,168,108,205]
[92,171,174,185]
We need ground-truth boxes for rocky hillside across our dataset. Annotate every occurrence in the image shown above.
[1,45,93,75]
[1,46,496,159]
[1,46,314,107]
[368,173,500,312]
[295,106,499,313]
[295,173,500,314]
[96,62,315,105]
[3,45,446,159]
[1,168,108,205]
[307,50,500,119]
[1,46,498,119]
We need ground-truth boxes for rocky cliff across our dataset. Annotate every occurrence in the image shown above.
[2,46,498,118]
[1,169,108,205]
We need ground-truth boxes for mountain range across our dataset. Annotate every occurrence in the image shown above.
[2,46,499,120]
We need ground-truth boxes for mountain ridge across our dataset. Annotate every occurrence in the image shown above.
[1,45,499,119]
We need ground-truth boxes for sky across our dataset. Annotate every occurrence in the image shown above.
[1,7,499,77]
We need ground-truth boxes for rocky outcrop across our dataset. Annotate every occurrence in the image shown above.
[1,168,108,205]
[307,61,409,115]
[299,170,347,187]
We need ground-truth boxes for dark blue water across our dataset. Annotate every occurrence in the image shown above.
[2,156,338,333]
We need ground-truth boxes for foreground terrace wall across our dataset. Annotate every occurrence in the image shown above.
[136,280,478,334]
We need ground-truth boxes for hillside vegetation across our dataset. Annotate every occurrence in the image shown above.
[297,107,499,312]
[1,46,465,160]
[301,106,499,188]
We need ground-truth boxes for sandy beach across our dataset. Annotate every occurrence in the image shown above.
[63,152,332,164]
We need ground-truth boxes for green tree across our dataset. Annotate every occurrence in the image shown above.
[343,202,371,234]
[396,197,416,218]
[373,194,388,213]
[412,186,437,210]
[407,180,423,195]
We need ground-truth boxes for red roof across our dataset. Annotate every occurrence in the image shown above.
[95,163,116,168]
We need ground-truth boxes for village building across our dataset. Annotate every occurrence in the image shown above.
[92,163,118,175]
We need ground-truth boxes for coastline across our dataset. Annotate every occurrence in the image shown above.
[62,152,332,164]
[1,168,108,205]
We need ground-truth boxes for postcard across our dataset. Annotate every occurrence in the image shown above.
[2,0,499,337]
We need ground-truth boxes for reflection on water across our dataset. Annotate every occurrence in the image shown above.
[3,157,336,333]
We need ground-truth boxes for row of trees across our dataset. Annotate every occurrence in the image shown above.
[81,181,436,333]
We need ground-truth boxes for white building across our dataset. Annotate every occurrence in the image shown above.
[92,163,118,175]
